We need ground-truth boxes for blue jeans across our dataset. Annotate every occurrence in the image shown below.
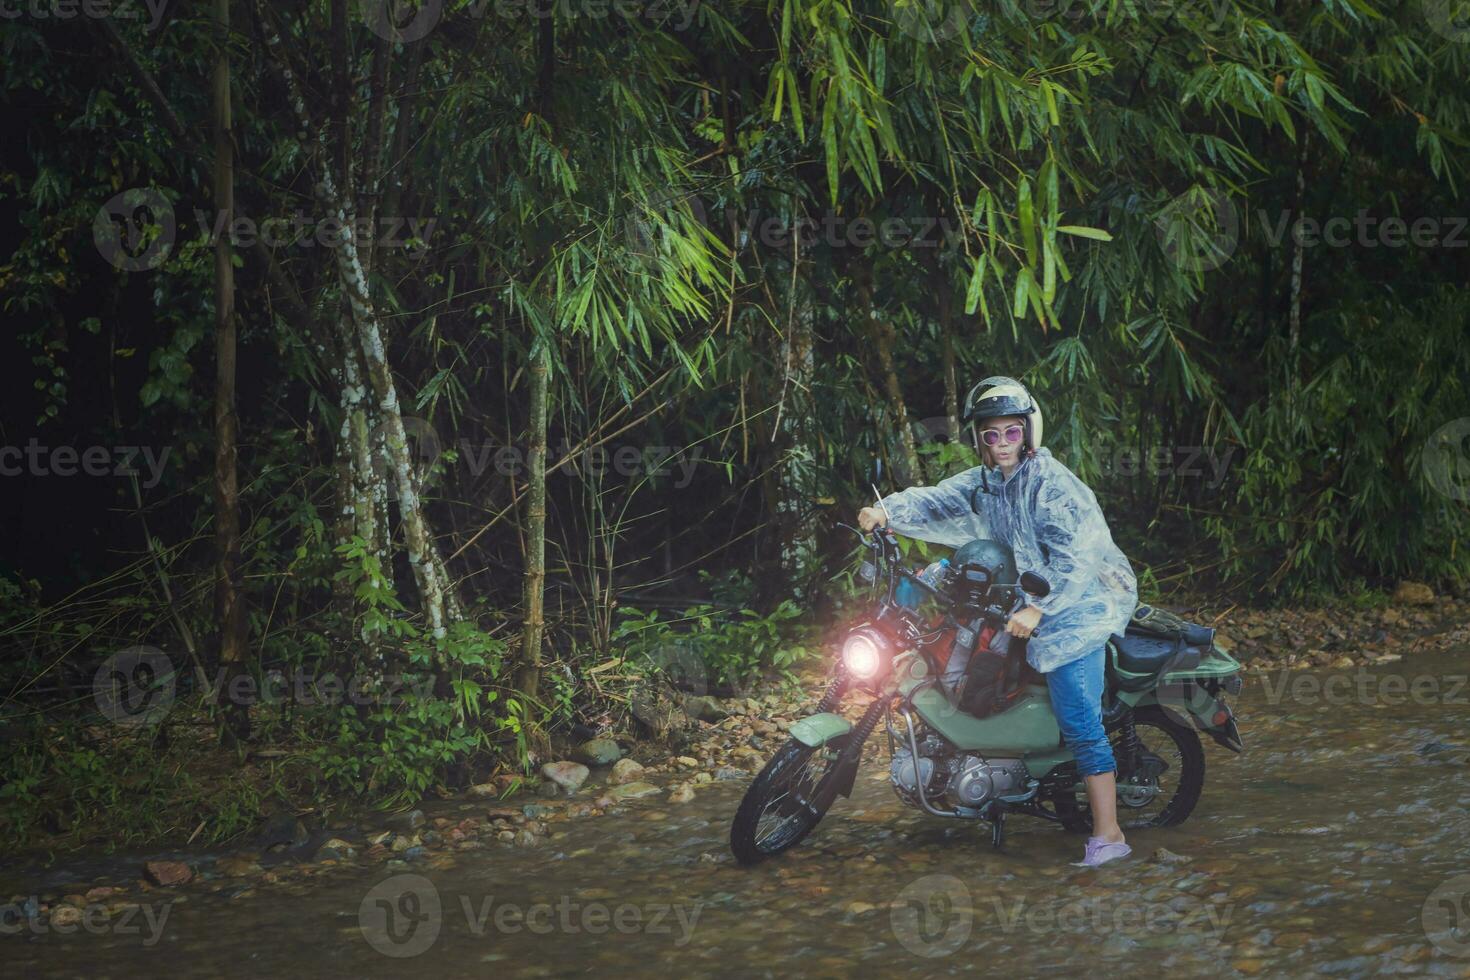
[1044,645,1116,777]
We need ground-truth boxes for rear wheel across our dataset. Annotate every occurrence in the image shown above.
[1052,705,1205,833]
[730,735,850,865]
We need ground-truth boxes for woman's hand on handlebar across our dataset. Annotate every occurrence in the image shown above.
[857,506,888,532]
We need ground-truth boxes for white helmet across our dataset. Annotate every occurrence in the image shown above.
[962,376,1044,456]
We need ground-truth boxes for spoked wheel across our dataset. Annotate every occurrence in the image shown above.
[1052,705,1205,833]
[730,735,850,865]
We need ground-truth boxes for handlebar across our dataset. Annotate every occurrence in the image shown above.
[843,521,1045,636]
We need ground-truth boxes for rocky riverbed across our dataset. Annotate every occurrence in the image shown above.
[6,585,1470,976]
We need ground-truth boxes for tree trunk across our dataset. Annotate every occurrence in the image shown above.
[938,280,961,477]
[1287,130,1309,418]
[866,296,921,485]
[517,341,552,700]
[260,12,458,642]
[211,0,248,743]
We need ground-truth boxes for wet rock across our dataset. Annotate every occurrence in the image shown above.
[541,761,589,795]
[574,738,623,766]
[606,781,661,802]
[365,830,394,847]
[668,784,695,804]
[674,756,699,768]
[713,766,744,781]
[467,782,501,798]
[683,695,729,722]
[313,838,358,863]
[143,861,193,887]
[49,905,83,928]
[84,887,116,903]
[385,809,426,833]
[390,834,421,853]
[1392,581,1435,606]
[608,758,646,786]
[403,846,428,860]
[513,829,539,848]
[1245,625,1270,640]
[256,812,309,852]
[1152,847,1191,864]
[215,856,261,878]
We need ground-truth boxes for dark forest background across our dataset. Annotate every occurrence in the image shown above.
[1,0,1467,846]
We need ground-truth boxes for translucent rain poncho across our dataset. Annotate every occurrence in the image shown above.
[878,447,1138,673]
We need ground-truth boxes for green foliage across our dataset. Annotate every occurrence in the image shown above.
[307,545,521,806]
[612,599,811,691]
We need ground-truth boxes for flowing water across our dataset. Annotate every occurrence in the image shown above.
[7,649,1470,978]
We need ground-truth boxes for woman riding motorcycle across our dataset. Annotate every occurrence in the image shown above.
[858,376,1140,867]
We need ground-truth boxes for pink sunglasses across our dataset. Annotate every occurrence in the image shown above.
[979,424,1025,447]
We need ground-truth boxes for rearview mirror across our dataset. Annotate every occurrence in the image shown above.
[1019,571,1050,597]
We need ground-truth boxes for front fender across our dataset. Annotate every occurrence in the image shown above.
[788,712,854,748]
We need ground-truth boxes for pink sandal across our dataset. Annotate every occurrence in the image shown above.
[1073,835,1132,867]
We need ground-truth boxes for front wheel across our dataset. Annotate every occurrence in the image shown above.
[730,735,850,865]
[1052,704,1205,833]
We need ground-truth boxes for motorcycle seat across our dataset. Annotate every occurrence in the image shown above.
[1108,633,1203,691]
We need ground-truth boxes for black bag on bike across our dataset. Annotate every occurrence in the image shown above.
[946,625,1027,718]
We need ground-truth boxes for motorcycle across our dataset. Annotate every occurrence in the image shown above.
[729,523,1244,864]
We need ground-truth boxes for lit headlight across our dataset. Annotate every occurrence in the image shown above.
[842,631,887,679]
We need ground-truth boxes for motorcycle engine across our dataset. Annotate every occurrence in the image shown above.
[890,741,1030,810]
